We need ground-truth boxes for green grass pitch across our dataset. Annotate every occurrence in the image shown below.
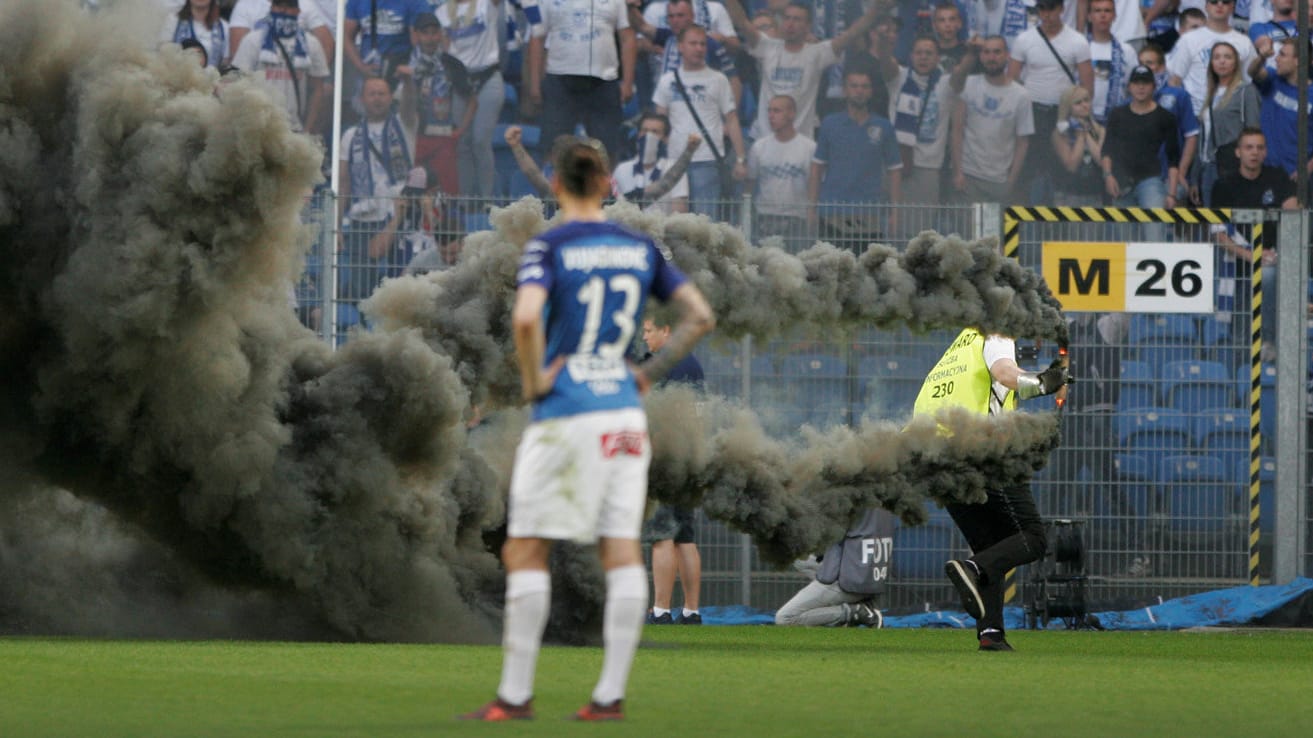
[4,627,1312,737]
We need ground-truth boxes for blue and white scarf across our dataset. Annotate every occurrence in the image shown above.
[1092,32,1130,122]
[256,10,309,69]
[1001,0,1029,43]
[348,115,412,208]
[894,68,942,146]
[173,17,226,68]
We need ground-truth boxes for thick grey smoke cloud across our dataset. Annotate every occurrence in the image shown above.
[1,1,1063,641]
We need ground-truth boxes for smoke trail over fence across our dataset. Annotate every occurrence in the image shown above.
[1,0,1063,640]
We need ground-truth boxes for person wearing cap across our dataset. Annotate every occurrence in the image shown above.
[1101,64,1181,212]
[1008,0,1093,204]
[231,0,331,134]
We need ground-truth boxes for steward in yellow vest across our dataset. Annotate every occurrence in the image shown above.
[917,327,1071,652]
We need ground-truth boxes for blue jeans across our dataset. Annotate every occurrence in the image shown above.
[686,160,723,219]
[453,71,504,198]
[1115,176,1169,241]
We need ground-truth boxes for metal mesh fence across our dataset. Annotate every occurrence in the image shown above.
[299,195,1312,616]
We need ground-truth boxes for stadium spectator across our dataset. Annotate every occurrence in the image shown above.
[810,68,901,250]
[894,0,967,62]
[162,0,231,69]
[1102,65,1181,208]
[950,35,1034,204]
[526,0,635,167]
[231,0,331,134]
[628,0,742,106]
[337,76,416,302]
[1192,41,1260,205]
[865,35,968,205]
[1051,85,1108,205]
[1087,0,1137,124]
[437,0,507,198]
[774,509,892,628]
[1153,6,1207,57]
[931,329,1071,652]
[959,0,1027,44]
[612,113,695,214]
[342,0,429,97]
[653,26,747,218]
[399,13,472,196]
[724,0,886,139]
[1140,43,1202,203]
[460,136,714,723]
[1166,0,1257,116]
[1248,0,1299,58]
[1008,0,1093,203]
[931,2,969,74]
[1143,0,1185,51]
[228,0,334,63]
[1249,35,1313,183]
[747,94,816,250]
[1211,127,1297,208]
[640,315,705,626]
[642,0,740,51]
[843,11,900,116]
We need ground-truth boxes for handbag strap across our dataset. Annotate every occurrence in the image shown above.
[271,33,303,122]
[673,67,725,164]
[1037,26,1077,85]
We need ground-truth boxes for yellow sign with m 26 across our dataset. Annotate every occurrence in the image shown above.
[1041,241,1215,313]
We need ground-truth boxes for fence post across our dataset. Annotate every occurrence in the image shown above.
[739,190,755,608]
[326,190,339,347]
[976,201,1002,242]
[1273,209,1309,582]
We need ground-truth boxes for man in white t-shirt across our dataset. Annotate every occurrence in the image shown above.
[1008,0,1092,202]
[526,0,636,166]
[1087,0,1138,123]
[724,0,883,138]
[1167,0,1257,115]
[653,26,747,217]
[747,94,816,250]
[952,35,1034,203]
[232,0,331,133]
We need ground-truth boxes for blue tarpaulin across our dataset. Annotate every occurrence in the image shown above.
[700,578,1313,629]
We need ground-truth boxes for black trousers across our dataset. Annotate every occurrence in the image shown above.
[946,483,1047,634]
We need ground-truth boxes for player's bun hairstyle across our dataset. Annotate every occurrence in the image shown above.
[551,135,610,199]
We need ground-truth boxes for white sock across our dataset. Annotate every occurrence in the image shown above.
[497,570,551,706]
[651,606,670,616]
[592,565,648,705]
[682,608,698,617]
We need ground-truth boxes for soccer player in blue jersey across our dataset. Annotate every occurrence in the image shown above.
[461,138,715,722]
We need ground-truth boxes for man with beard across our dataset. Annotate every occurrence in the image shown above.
[950,35,1033,204]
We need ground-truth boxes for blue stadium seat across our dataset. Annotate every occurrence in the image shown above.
[1129,314,1197,345]
[1116,407,1191,453]
[1198,316,1231,347]
[1118,360,1156,411]
[1099,453,1153,519]
[1194,407,1250,474]
[859,354,932,418]
[501,84,519,123]
[1162,360,1236,412]
[781,352,851,427]
[892,516,958,580]
[1159,454,1235,534]
[464,211,492,233]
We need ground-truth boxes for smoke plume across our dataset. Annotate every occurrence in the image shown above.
[1,0,1064,641]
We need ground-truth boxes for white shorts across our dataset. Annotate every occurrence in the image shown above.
[507,408,651,543]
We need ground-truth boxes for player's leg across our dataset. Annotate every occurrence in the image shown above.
[579,408,652,720]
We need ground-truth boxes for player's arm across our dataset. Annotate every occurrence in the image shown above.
[512,284,554,400]
[636,283,715,390]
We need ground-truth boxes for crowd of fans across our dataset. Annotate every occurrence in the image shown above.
[145,0,1310,322]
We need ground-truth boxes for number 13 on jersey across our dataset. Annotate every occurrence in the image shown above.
[1042,241,1215,313]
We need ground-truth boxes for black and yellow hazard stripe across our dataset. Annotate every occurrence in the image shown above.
[1248,223,1264,586]
[1004,206,1232,225]
[1004,567,1016,606]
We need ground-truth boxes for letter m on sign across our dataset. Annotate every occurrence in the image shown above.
[1042,242,1125,312]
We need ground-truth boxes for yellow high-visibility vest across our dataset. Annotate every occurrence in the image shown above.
[913,328,1015,417]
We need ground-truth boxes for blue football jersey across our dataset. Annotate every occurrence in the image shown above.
[517,221,688,421]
